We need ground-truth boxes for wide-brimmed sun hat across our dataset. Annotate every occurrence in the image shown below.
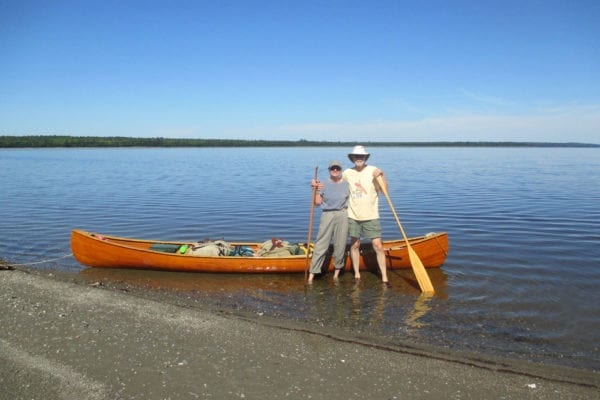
[348,145,370,161]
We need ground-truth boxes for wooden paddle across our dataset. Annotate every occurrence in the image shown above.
[304,166,319,280]
[376,175,435,294]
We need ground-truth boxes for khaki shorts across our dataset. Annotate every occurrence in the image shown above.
[348,218,382,239]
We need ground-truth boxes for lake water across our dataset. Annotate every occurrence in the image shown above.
[1,147,599,371]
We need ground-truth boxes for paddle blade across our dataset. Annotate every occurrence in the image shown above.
[407,246,435,294]
[375,175,435,294]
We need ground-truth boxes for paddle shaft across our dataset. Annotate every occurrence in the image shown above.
[376,175,435,293]
[304,167,319,279]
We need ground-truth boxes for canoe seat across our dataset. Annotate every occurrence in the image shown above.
[150,243,182,253]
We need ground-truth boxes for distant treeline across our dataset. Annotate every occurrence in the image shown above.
[0,135,598,148]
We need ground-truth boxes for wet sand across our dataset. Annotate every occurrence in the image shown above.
[1,268,598,399]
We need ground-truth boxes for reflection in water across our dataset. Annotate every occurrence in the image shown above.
[405,294,434,331]
[349,280,362,326]
[369,283,388,328]
[388,268,449,300]
[80,267,449,341]
[80,266,448,296]
[80,267,307,294]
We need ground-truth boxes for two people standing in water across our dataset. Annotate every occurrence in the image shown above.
[308,145,389,283]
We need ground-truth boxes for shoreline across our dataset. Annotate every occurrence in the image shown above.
[2,135,599,148]
[1,267,598,399]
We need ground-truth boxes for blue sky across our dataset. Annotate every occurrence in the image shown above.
[1,0,599,143]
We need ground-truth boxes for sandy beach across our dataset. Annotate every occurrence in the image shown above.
[1,268,598,400]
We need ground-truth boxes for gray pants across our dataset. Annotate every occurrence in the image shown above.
[309,209,349,274]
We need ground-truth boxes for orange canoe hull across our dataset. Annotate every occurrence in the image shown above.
[71,229,449,273]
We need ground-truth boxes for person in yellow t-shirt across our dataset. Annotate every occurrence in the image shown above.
[342,145,388,283]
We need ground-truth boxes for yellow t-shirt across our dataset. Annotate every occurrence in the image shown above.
[343,165,379,221]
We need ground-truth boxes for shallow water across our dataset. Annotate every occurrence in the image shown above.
[1,147,599,370]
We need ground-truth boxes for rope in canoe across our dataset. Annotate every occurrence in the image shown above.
[0,253,73,269]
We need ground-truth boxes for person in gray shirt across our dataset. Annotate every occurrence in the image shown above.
[307,160,349,283]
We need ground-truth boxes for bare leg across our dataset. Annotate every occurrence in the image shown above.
[333,269,340,280]
[350,237,361,280]
[372,238,388,282]
[307,273,315,284]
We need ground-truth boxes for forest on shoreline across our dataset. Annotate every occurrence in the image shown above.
[1,135,598,148]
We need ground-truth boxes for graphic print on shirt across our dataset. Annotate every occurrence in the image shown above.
[351,180,368,200]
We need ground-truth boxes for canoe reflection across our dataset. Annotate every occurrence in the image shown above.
[80,267,307,293]
[80,267,447,297]
[80,267,448,336]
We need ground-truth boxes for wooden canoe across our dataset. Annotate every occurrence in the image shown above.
[71,229,449,273]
